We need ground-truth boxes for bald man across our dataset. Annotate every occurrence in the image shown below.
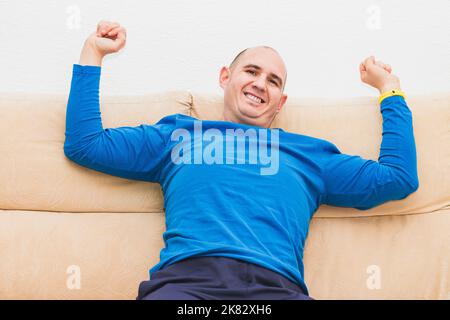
[64,21,418,300]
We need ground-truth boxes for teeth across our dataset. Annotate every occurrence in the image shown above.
[245,93,263,104]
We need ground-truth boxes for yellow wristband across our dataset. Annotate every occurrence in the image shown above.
[378,89,406,105]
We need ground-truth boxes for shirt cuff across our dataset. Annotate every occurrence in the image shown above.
[379,94,406,108]
[378,89,405,105]
[73,64,101,75]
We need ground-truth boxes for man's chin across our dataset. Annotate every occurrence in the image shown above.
[235,109,268,127]
[238,104,263,119]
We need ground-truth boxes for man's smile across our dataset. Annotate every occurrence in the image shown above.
[243,91,266,106]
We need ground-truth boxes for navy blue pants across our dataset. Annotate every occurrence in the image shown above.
[136,256,314,300]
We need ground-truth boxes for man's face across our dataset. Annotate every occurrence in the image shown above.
[220,47,288,128]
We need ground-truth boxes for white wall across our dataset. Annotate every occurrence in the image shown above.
[1,0,449,98]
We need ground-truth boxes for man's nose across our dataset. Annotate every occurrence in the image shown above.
[252,75,267,92]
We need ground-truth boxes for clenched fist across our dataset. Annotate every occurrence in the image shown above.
[79,20,127,66]
[359,56,401,94]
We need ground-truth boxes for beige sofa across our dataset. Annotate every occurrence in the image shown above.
[0,90,449,300]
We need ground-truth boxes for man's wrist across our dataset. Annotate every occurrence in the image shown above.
[79,41,104,67]
[378,83,401,95]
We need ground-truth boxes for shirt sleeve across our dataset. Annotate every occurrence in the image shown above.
[64,64,171,183]
[320,95,419,210]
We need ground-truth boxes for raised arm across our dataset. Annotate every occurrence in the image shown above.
[320,56,419,210]
[64,21,168,183]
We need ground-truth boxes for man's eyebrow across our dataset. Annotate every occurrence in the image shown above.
[242,64,283,86]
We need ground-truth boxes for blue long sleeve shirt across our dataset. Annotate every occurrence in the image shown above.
[64,64,419,295]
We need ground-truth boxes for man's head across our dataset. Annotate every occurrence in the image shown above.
[219,46,288,128]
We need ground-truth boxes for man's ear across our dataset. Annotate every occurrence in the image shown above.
[276,94,288,113]
[219,66,231,90]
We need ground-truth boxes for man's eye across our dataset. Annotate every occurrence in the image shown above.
[246,70,256,75]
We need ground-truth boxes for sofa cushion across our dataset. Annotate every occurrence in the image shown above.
[0,209,165,299]
[0,92,191,213]
[190,92,450,218]
[0,208,447,299]
[0,91,448,218]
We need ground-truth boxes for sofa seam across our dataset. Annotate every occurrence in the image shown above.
[313,206,450,220]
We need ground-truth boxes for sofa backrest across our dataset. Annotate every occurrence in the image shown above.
[0,92,449,218]
[191,92,450,218]
[0,92,190,214]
